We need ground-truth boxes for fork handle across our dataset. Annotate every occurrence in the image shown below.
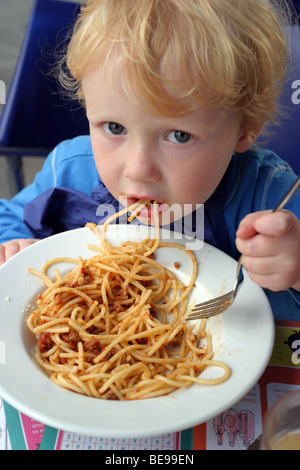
[273,176,300,212]
[233,255,244,296]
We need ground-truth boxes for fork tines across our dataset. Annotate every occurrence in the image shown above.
[187,291,233,320]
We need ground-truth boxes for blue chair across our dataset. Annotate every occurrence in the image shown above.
[258,25,300,175]
[0,0,89,195]
[292,0,300,23]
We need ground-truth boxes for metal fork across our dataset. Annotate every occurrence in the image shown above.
[187,175,300,321]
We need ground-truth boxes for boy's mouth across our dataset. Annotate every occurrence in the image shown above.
[123,196,168,219]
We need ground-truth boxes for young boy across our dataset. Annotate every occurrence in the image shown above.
[0,0,299,320]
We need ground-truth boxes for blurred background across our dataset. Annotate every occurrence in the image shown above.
[0,0,84,200]
[0,0,40,199]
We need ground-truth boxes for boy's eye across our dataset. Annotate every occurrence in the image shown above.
[166,130,193,144]
[103,122,126,135]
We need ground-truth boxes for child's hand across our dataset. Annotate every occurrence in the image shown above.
[0,239,40,266]
[236,210,300,293]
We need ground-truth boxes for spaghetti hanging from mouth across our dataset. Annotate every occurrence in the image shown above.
[26,200,230,400]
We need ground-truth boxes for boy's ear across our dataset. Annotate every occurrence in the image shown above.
[234,124,264,153]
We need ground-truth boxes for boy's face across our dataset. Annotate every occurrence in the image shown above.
[82,54,247,225]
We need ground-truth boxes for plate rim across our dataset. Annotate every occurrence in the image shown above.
[0,225,275,438]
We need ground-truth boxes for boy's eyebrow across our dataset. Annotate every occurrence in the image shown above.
[86,111,113,122]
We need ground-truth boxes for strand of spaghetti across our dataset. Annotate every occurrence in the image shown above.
[54,268,61,281]
[116,291,153,325]
[33,318,70,334]
[93,318,145,364]
[101,200,151,258]
[154,242,198,311]
[82,306,106,330]
[102,200,149,238]
[40,286,94,306]
[146,323,182,356]
[154,374,192,388]
[27,267,54,287]
[206,333,213,355]
[35,352,71,373]
[78,345,146,381]
[93,260,162,281]
[126,384,176,400]
[130,350,185,365]
[161,325,184,352]
[39,344,60,358]
[185,329,207,355]
[88,379,101,398]
[127,200,151,222]
[36,326,70,334]
[78,342,84,370]
[41,257,79,275]
[122,257,145,291]
[52,296,90,319]
[59,352,79,358]
[53,333,81,354]
[108,383,124,401]
[125,324,172,344]
[177,361,231,385]
[49,348,63,365]
[144,201,160,257]
[52,373,91,395]
[98,362,151,394]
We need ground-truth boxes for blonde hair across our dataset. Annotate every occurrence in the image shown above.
[59,0,291,130]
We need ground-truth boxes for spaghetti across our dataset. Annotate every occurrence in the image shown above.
[26,200,230,400]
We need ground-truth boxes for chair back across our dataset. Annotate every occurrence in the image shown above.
[0,0,88,156]
[258,25,300,175]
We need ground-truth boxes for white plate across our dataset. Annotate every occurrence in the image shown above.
[0,225,274,438]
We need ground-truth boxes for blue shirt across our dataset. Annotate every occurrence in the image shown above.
[0,135,299,320]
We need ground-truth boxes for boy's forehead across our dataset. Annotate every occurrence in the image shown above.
[81,48,135,101]
[81,45,203,117]
[82,53,240,135]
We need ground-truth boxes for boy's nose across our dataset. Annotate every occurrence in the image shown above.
[123,144,161,183]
